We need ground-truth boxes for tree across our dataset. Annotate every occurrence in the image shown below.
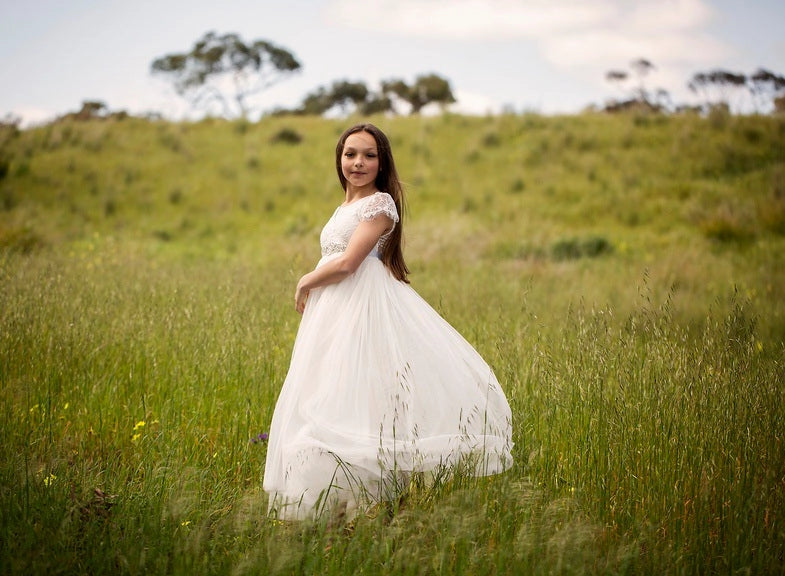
[688,69,747,113]
[328,81,370,114]
[749,68,785,113]
[298,87,333,116]
[603,59,664,112]
[297,80,373,116]
[56,101,129,122]
[289,74,455,117]
[630,58,655,103]
[360,95,394,116]
[605,70,629,104]
[381,74,456,114]
[151,31,301,119]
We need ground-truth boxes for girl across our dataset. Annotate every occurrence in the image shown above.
[263,123,513,520]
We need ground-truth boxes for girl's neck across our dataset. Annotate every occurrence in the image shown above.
[343,186,377,205]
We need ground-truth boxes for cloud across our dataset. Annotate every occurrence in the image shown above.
[327,0,733,85]
[329,0,617,39]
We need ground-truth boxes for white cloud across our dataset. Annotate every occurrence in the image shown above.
[626,0,714,32]
[328,0,731,65]
[329,0,617,39]
[326,0,734,108]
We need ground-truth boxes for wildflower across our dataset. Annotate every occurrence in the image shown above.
[43,473,57,487]
[133,420,146,432]
[181,520,191,527]
[131,433,141,443]
[250,432,269,444]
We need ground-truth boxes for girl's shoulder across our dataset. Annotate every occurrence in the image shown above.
[359,191,398,223]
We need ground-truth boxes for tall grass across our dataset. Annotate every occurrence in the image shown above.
[1,112,784,573]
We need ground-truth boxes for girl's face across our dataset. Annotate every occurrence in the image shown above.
[341,131,380,192]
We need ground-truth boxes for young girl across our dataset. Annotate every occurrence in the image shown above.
[263,123,513,520]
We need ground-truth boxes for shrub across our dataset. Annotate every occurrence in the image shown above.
[481,132,501,147]
[153,229,173,242]
[270,128,303,145]
[551,238,582,260]
[0,225,44,253]
[510,178,525,193]
[698,205,754,242]
[551,236,613,261]
[0,187,17,210]
[169,188,183,205]
[758,194,785,235]
[581,236,613,257]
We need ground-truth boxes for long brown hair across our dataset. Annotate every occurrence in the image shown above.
[335,123,410,283]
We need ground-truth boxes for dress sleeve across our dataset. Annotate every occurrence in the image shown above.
[359,192,399,223]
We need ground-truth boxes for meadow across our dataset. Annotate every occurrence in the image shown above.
[1,111,784,574]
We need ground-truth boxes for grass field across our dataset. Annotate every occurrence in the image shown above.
[1,111,784,574]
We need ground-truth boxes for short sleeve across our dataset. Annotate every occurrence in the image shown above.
[360,192,399,223]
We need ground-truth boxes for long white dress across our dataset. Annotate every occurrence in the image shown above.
[263,192,513,520]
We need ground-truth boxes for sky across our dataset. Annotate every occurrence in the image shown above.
[1,0,783,125]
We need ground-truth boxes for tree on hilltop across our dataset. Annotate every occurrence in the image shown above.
[299,80,371,116]
[688,69,747,113]
[749,68,785,113]
[151,31,301,119]
[279,74,455,117]
[604,59,667,112]
[381,74,456,114]
[630,58,655,103]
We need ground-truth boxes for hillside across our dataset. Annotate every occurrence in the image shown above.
[2,112,784,335]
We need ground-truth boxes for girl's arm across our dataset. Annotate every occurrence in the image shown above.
[295,215,393,313]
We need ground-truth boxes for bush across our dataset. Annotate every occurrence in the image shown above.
[0,225,44,253]
[551,236,613,261]
[758,194,785,235]
[698,206,754,243]
[270,128,303,145]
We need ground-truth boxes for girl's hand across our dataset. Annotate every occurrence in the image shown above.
[294,278,309,314]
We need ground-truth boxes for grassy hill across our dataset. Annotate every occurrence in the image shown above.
[3,112,784,328]
[1,112,784,574]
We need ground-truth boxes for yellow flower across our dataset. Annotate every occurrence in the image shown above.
[133,420,146,431]
[43,473,57,487]
[131,433,141,443]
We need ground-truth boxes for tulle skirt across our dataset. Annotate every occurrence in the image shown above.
[263,254,513,520]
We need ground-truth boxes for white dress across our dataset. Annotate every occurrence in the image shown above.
[263,192,513,520]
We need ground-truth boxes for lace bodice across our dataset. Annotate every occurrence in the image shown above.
[320,192,399,258]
